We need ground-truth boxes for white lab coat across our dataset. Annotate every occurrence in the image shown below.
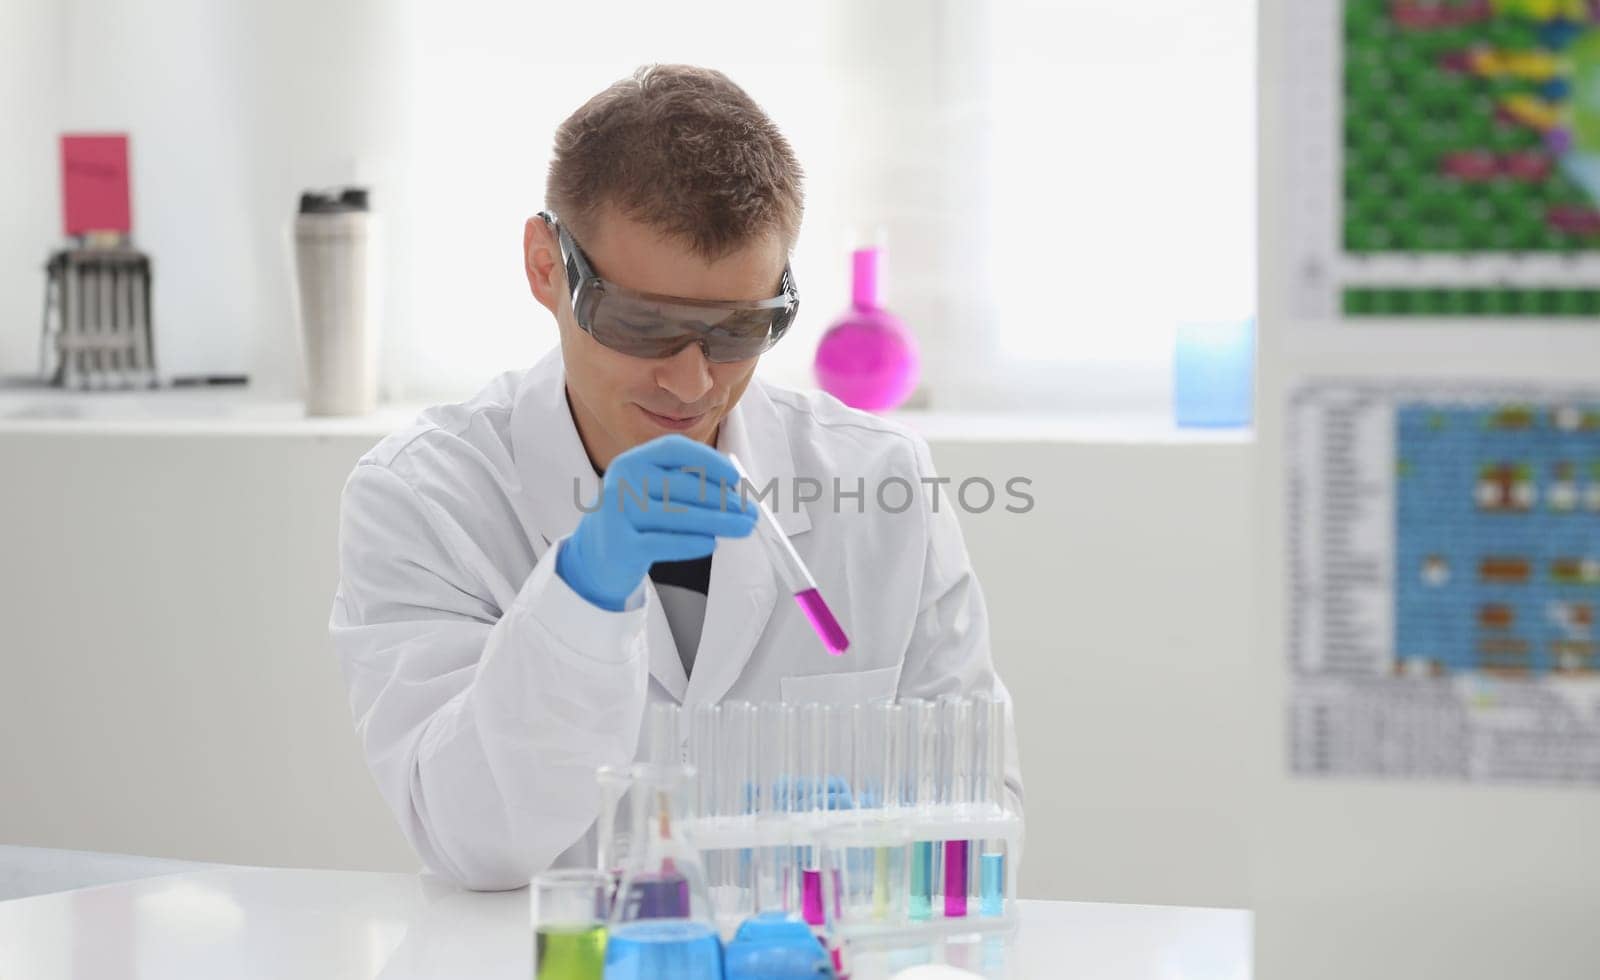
[331,349,1022,890]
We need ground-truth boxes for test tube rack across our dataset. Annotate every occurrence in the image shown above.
[686,808,1023,946]
[40,244,159,390]
[661,694,1023,948]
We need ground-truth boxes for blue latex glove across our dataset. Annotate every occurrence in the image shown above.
[556,434,757,611]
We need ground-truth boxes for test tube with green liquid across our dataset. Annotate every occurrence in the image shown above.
[862,701,904,920]
[901,698,938,921]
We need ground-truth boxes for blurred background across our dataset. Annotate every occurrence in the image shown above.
[6,1,1600,978]
[0,0,1256,413]
[0,0,1257,918]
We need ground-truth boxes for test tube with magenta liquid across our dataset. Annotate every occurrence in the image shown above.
[939,696,972,919]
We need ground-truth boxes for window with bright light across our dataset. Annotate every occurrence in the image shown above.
[395,0,1256,416]
[967,0,1257,413]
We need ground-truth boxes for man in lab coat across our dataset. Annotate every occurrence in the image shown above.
[331,64,1020,890]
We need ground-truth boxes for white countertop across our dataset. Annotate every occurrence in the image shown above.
[0,865,1251,979]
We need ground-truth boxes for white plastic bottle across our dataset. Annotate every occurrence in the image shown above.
[294,188,379,416]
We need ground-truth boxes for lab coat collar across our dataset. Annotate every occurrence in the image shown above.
[509,348,811,706]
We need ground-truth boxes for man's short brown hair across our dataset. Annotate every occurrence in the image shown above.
[546,64,805,260]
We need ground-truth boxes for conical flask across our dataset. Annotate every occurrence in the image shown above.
[603,762,722,980]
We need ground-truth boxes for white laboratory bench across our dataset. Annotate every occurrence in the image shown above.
[0,863,1251,979]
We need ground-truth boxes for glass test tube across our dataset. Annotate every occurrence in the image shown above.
[901,698,937,921]
[797,702,825,822]
[595,764,633,890]
[822,703,850,814]
[687,703,720,919]
[850,704,873,815]
[645,701,680,767]
[979,694,1009,916]
[755,701,796,913]
[940,696,972,918]
[719,701,757,921]
[688,704,720,821]
[819,822,911,941]
[856,701,904,921]
[971,692,1006,917]
[719,701,756,820]
[795,702,830,926]
[823,703,851,928]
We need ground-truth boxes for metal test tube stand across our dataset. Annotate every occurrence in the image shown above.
[43,245,158,389]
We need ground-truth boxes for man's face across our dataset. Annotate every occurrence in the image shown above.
[525,207,787,471]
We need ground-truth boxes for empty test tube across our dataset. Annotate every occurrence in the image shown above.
[687,703,722,915]
[719,701,756,820]
[645,702,681,767]
[718,701,757,920]
[595,764,632,883]
[797,702,826,819]
[852,701,902,813]
[689,703,720,821]
[756,701,796,913]
[837,704,857,813]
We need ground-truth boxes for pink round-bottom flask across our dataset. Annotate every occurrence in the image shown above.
[813,246,920,412]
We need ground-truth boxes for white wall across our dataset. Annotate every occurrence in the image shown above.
[56,0,258,382]
[0,0,416,393]
[3,0,1247,414]
[1251,1,1600,977]
[0,424,1253,910]
[0,0,63,376]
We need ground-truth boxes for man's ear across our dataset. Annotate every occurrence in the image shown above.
[524,216,562,316]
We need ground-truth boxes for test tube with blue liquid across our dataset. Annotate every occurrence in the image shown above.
[603,762,722,980]
[972,692,1008,918]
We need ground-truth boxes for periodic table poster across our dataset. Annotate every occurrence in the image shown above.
[1289,380,1600,783]
[1284,0,1600,320]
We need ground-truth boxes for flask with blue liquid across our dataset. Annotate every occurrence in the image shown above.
[603,763,724,980]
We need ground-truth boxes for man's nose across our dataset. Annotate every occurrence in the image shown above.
[654,342,715,404]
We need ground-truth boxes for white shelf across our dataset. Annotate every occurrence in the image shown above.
[0,387,1252,445]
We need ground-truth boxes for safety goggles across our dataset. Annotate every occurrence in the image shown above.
[539,210,799,363]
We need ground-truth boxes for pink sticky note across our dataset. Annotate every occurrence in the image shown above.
[61,134,131,236]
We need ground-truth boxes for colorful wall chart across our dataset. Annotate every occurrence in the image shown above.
[1284,1,1600,319]
[1395,402,1600,675]
[1289,382,1600,783]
